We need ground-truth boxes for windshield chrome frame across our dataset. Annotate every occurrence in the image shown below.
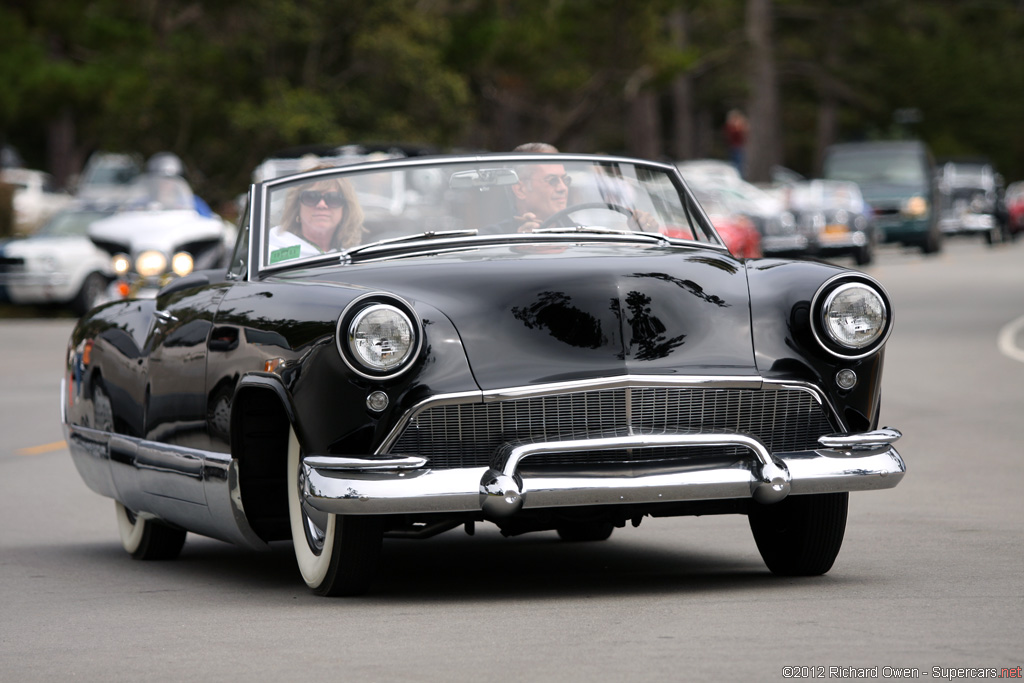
[248,153,726,281]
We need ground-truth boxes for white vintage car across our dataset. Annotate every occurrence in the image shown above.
[87,173,236,302]
[0,201,117,314]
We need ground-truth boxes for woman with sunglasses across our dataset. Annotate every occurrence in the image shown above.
[269,175,365,261]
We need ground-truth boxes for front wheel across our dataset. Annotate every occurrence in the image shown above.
[748,492,848,576]
[853,242,874,266]
[920,227,943,255]
[286,427,382,596]
[115,502,187,560]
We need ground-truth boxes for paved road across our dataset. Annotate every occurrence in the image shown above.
[1,238,1021,681]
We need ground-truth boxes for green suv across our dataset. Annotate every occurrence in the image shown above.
[823,140,942,254]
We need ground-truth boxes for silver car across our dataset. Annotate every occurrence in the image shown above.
[0,202,116,314]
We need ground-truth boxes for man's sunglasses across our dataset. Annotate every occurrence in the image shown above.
[539,174,572,188]
[299,190,346,208]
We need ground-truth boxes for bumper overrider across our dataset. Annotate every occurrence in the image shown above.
[302,419,904,517]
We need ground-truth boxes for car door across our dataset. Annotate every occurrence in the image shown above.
[145,279,230,449]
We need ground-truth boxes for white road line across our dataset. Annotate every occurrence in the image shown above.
[997,315,1024,363]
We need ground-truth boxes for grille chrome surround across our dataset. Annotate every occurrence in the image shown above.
[383,378,839,470]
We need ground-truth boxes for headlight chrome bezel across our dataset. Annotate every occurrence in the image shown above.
[336,293,422,380]
[810,274,893,359]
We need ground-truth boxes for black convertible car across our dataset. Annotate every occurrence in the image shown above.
[62,153,904,596]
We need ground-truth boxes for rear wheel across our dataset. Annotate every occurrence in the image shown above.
[115,502,187,560]
[748,492,848,576]
[286,427,382,596]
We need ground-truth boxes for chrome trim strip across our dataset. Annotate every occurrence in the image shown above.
[303,454,428,471]
[818,428,902,450]
[375,375,770,455]
[62,423,268,550]
[482,374,764,402]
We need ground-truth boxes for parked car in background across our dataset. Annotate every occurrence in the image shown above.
[87,172,234,302]
[936,160,1004,245]
[1006,181,1024,239]
[678,159,796,256]
[823,140,941,254]
[0,168,72,233]
[63,153,904,596]
[252,142,440,182]
[686,185,762,258]
[0,200,118,314]
[785,180,879,266]
[75,152,143,201]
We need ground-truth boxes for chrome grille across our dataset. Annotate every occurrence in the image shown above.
[388,387,834,469]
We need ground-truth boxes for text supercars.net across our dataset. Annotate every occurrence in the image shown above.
[781,666,1022,679]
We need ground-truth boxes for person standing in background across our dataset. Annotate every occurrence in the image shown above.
[724,110,749,178]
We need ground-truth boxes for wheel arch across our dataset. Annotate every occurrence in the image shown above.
[230,374,297,542]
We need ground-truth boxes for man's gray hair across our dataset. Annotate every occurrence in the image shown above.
[513,142,559,153]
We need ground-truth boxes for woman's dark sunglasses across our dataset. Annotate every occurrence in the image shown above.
[299,190,346,208]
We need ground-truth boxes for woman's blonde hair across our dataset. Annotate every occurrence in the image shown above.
[280,171,365,250]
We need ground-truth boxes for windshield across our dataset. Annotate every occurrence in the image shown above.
[119,173,196,211]
[941,163,993,190]
[259,157,713,268]
[38,209,115,237]
[788,181,864,212]
[825,148,928,187]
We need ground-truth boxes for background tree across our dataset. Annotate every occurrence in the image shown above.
[1,0,1022,207]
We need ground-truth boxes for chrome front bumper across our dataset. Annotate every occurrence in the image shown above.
[302,428,905,517]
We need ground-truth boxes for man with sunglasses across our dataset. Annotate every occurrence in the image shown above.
[504,162,575,233]
[495,147,660,235]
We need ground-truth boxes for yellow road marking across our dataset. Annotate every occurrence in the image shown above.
[15,441,68,456]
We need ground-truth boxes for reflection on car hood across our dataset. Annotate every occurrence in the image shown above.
[292,244,756,389]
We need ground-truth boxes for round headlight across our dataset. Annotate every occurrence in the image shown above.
[902,195,928,217]
[112,253,131,275]
[171,251,194,277]
[136,250,167,277]
[820,282,888,353]
[338,296,421,379]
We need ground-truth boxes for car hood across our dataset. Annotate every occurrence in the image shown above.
[294,244,756,389]
[2,235,105,267]
[88,210,225,254]
[855,182,928,206]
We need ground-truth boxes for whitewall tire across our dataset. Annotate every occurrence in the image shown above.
[286,426,382,596]
[115,501,186,560]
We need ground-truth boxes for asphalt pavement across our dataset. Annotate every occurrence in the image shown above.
[0,237,1021,681]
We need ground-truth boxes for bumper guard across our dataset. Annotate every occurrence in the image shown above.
[301,428,904,517]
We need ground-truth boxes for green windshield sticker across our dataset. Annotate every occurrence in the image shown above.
[270,245,300,264]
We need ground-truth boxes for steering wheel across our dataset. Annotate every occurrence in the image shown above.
[536,202,635,231]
